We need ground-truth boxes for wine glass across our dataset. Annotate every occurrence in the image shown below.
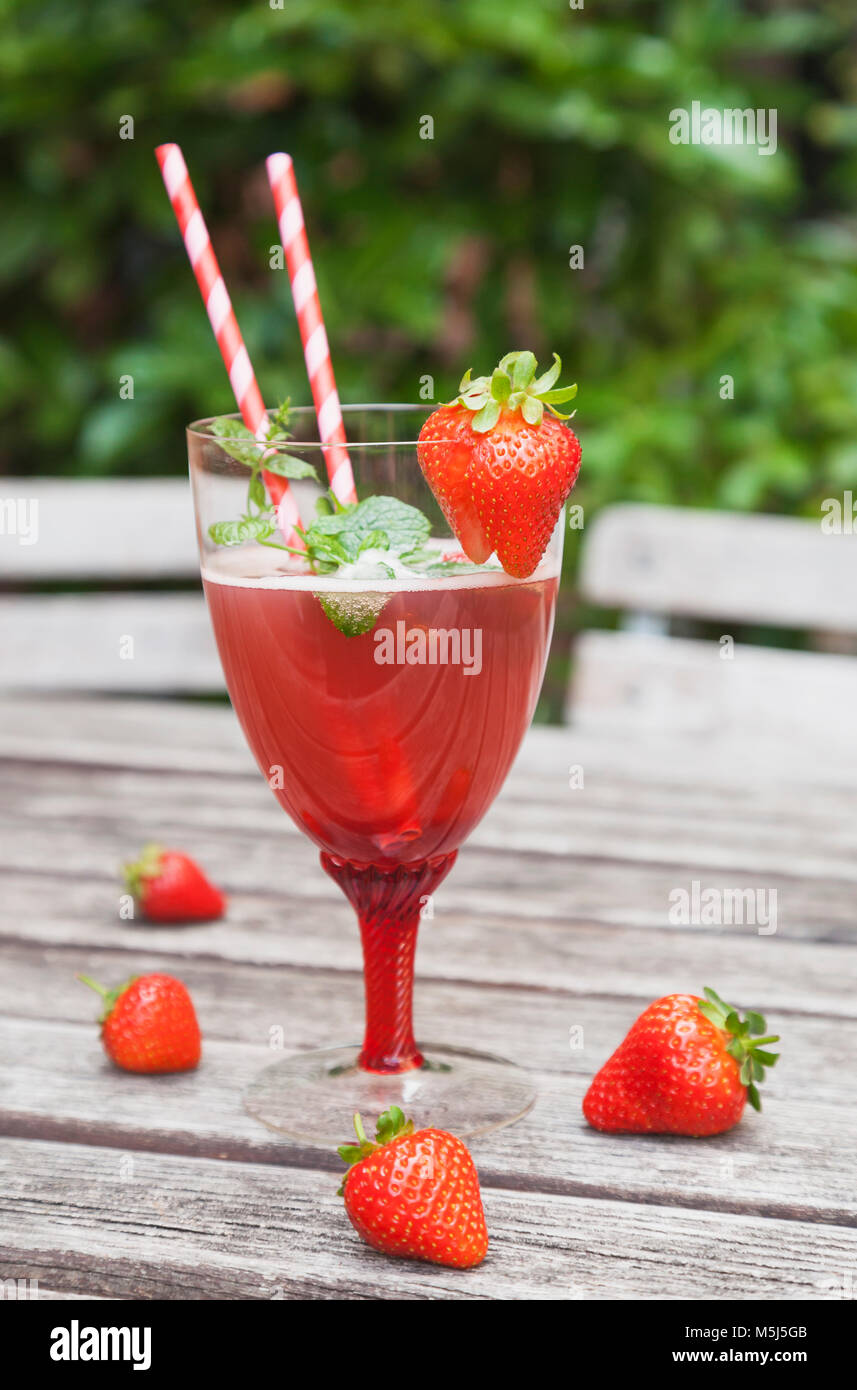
[188,405,563,1143]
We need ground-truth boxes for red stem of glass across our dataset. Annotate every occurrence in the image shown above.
[320,851,457,1073]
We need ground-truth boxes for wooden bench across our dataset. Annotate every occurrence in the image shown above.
[0,478,222,693]
[571,503,857,757]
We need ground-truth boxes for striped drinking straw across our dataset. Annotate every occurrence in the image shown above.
[155,143,304,546]
[266,153,357,507]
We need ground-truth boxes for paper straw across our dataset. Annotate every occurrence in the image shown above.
[155,143,303,545]
[266,152,357,506]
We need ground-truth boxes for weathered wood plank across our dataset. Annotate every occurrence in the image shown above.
[6,938,853,1082]
[9,749,857,869]
[0,695,249,772]
[4,756,857,927]
[571,629,857,750]
[4,696,857,791]
[581,503,857,632]
[0,1138,850,1299]
[1,821,854,946]
[1,851,855,996]
[0,595,222,693]
[0,680,850,1301]
[1,1288,116,1301]
[0,478,197,580]
[1,966,854,1226]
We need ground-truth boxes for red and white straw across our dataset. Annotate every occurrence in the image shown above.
[266,152,357,506]
[155,143,303,545]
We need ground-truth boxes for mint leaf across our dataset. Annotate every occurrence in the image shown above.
[304,497,431,635]
[315,590,389,637]
[309,532,356,568]
[306,495,430,561]
[208,516,276,546]
[210,417,261,468]
[266,398,293,438]
[206,401,323,548]
[209,402,320,482]
[358,528,389,553]
[261,450,318,480]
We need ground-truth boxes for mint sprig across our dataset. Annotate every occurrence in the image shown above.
[303,494,431,573]
[304,495,433,635]
[206,416,491,636]
[206,400,320,550]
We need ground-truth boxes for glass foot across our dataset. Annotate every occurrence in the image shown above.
[244,1044,536,1145]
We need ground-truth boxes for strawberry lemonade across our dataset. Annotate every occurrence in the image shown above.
[203,547,559,867]
[188,375,579,1134]
[162,86,584,1139]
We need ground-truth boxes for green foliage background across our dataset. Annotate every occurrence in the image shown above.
[1,0,855,706]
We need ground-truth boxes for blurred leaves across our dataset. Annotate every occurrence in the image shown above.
[0,0,854,542]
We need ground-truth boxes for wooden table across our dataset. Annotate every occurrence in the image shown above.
[1,695,855,1300]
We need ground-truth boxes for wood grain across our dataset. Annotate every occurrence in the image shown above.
[4,751,857,930]
[1,1139,851,1300]
[581,503,857,632]
[1,695,854,1299]
[0,478,197,581]
[0,594,222,693]
[1,956,855,1224]
[571,629,857,749]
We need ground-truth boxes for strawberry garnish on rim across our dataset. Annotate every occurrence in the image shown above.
[417,350,581,579]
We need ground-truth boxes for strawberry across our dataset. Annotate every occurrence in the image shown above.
[415,407,493,564]
[78,972,202,1074]
[417,350,581,579]
[123,843,225,923]
[583,988,780,1137]
[337,1107,488,1268]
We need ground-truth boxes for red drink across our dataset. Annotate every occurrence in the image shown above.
[204,551,558,1074]
[203,553,558,868]
[190,405,569,1131]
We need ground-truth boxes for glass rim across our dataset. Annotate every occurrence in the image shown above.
[187,402,434,450]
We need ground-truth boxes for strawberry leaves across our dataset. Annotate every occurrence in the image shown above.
[697,986,780,1111]
[336,1107,416,1193]
[77,973,139,1024]
[452,350,578,432]
[122,842,164,899]
[337,1107,414,1168]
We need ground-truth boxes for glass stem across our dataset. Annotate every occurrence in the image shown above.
[320,851,457,1073]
